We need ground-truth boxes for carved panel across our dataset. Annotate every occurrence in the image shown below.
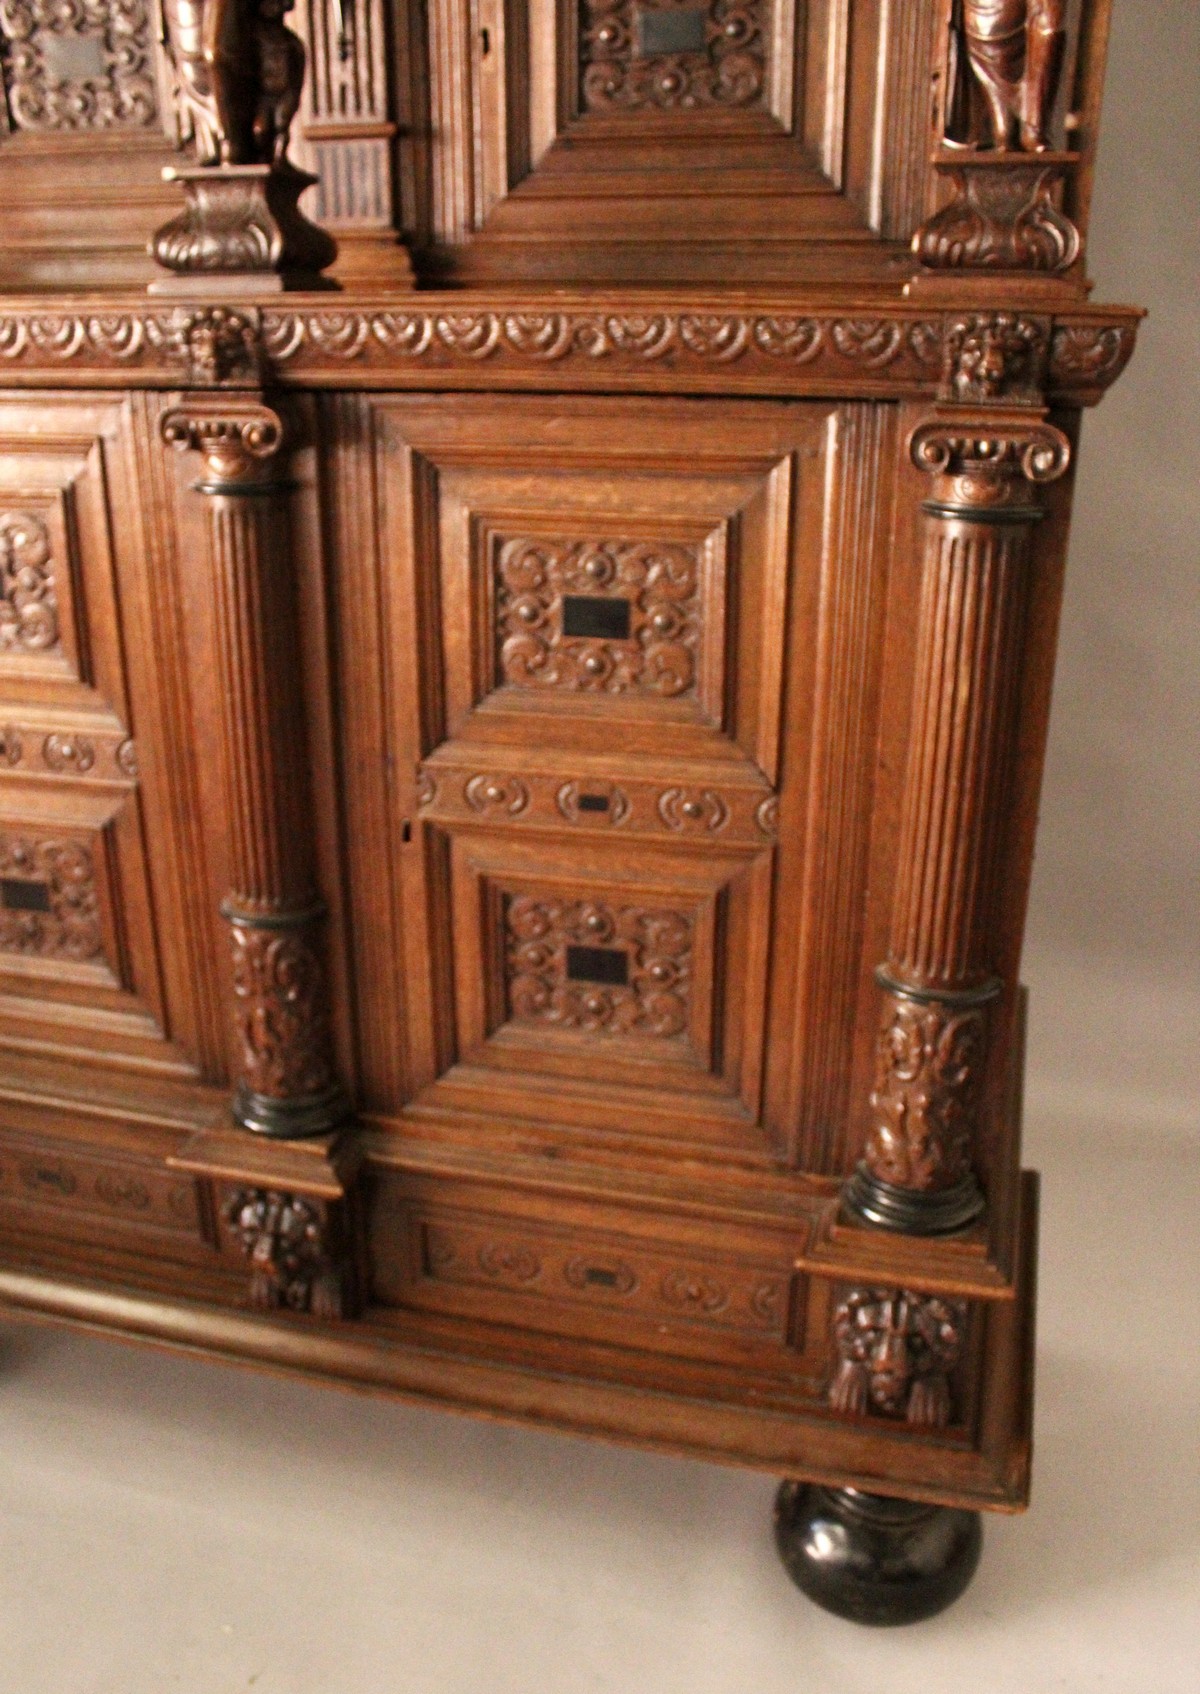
[0,0,158,132]
[495,536,701,699]
[0,833,101,961]
[0,1133,200,1235]
[580,0,768,112]
[829,1287,966,1429]
[505,893,692,1039]
[0,509,57,655]
[416,1210,793,1345]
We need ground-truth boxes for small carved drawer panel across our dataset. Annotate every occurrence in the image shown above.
[0,1130,200,1241]
[373,1183,808,1373]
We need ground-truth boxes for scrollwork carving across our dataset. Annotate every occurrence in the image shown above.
[0,510,58,655]
[0,834,102,961]
[505,894,692,1040]
[495,537,701,698]
[0,0,157,131]
[580,0,766,112]
[830,1287,965,1427]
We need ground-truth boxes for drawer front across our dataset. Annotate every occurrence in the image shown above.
[374,1184,808,1371]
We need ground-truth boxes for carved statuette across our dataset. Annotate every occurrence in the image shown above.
[829,1288,966,1428]
[222,1186,347,1317]
[913,1,1079,276]
[955,0,1066,154]
[151,0,335,291]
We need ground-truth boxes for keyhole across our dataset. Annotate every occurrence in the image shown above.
[480,26,491,57]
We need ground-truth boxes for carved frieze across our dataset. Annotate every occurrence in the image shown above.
[0,305,1139,403]
[505,893,692,1039]
[0,723,136,781]
[829,1287,966,1428]
[495,537,701,699]
[221,1185,346,1317]
[0,0,157,132]
[0,834,102,961]
[0,509,57,654]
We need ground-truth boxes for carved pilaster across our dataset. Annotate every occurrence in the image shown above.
[844,415,1070,1234]
[163,396,348,1139]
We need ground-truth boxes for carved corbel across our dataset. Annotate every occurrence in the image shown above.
[163,397,349,1140]
[829,1287,967,1429]
[222,1186,350,1317]
[843,415,1070,1234]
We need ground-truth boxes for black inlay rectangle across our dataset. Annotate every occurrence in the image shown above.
[562,594,631,641]
[577,793,611,813]
[635,4,708,56]
[566,944,629,986]
[1,877,51,913]
[582,1266,621,1288]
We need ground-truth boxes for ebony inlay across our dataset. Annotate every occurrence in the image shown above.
[577,792,612,813]
[566,943,629,985]
[562,594,632,641]
[635,5,708,56]
[1,877,52,913]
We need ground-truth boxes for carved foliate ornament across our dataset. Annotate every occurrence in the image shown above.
[865,992,985,1194]
[0,509,57,653]
[830,1287,966,1428]
[0,834,102,961]
[221,1186,347,1317]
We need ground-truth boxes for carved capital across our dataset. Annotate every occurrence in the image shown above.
[829,1287,966,1429]
[221,1186,349,1318]
[161,396,284,490]
[911,417,1071,516]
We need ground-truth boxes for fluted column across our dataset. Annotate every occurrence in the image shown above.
[844,416,1070,1234]
[163,396,348,1139]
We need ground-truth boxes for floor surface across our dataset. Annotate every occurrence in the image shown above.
[1,1098,1197,1694]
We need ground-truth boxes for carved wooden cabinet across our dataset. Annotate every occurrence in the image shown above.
[0,0,1139,1622]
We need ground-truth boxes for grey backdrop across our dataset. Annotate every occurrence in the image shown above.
[1023,0,1199,1142]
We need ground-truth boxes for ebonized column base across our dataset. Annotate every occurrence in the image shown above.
[773,1482,982,1625]
[841,1165,985,1236]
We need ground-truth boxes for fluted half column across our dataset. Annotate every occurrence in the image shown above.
[163,396,348,1139]
[844,417,1070,1234]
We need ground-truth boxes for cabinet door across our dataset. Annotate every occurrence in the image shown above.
[326,393,895,1171]
[0,394,219,1084]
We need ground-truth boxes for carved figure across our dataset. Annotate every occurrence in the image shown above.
[830,1288,965,1428]
[160,0,304,166]
[956,0,1066,152]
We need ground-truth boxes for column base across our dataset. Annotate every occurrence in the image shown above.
[774,1483,982,1626]
[841,1164,985,1235]
[233,1082,351,1140]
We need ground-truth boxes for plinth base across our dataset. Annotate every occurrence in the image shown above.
[149,163,337,293]
[774,1483,982,1626]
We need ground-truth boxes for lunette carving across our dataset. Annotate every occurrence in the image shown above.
[221,1186,346,1316]
[505,894,692,1039]
[581,0,766,112]
[0,0,157,131]
[830,1288,966,1428]
[0,510,58,654]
